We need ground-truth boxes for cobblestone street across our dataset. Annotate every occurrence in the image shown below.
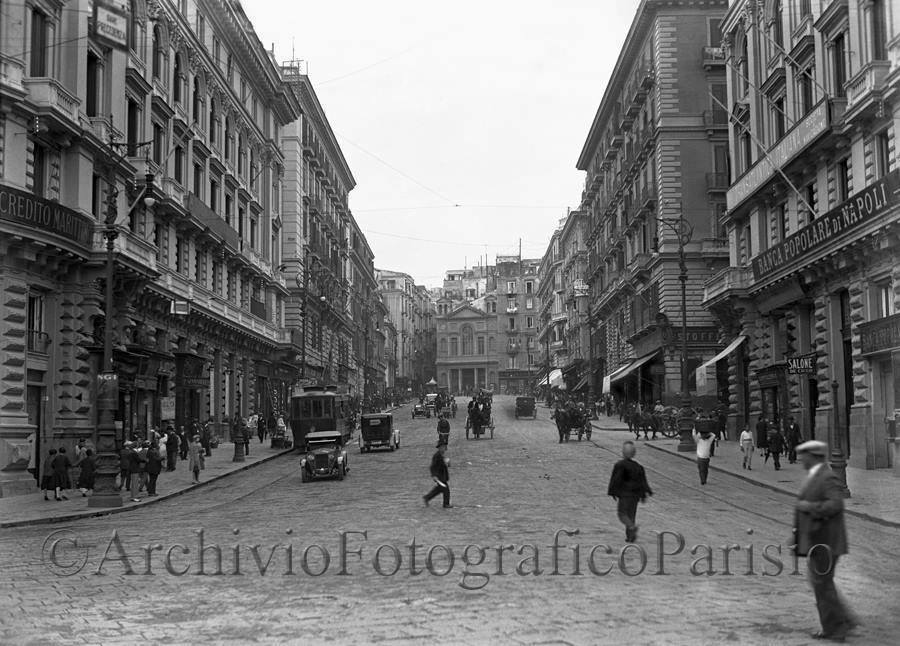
[1,397,897,645]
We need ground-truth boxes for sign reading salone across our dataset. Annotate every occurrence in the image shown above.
[752,169,900,281]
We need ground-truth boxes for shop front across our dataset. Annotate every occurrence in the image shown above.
[859,312,900,469]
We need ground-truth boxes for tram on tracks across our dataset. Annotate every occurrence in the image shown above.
[289,385,354,449]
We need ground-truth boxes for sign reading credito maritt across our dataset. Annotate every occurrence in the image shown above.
[0,184,94,252]
[752,169,900,280]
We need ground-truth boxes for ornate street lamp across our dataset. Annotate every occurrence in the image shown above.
[90,162,155,508]
[656,212,695,452]
[830,380,851,497]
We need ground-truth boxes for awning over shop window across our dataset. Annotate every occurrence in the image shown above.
[695,336,747,396]
[573,376,589,391]
[548,369,564,388]
[601,350,660,393]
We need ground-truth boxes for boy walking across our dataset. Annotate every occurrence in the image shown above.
[693,426,716,485]
[423,443,452,508]
[607,441,653,542]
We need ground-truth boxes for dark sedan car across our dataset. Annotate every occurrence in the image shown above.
[412,403,431,419]
[300,430,348,482]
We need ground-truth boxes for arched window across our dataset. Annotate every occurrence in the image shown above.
[461,325,474,356]
[172,53,183,104]
[209,99,218,145]
[152,24,164,80]
[488,336,495,353]
[770,1,783,51]
[192,76,202,125]
[237,134,244,174]
[224,115,232,160]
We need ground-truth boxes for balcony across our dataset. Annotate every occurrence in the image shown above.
[83,116,122,145]
[506,343,522,355]
[844,60,891,123]
[703,266,754,305]
[187,193,240,252]
[609,133,624,149]
[505,327,519,335]
[161,177,186,205]
[0,54,26,100]
[506,307,519,314]
[705,172,729,193]
[23,77,81,131]
[26,331,50,354]
[93,227,159,275]
[702,46,726,69]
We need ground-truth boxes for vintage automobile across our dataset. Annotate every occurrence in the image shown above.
[515,396,537,419]
[359,413,400,452]
[412,402,431,419]
[300,430,349,482]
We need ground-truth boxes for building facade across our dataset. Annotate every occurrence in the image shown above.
[376,269,436,394]
[578,0,730,410]
[0,0,302,495]
[495,256,541,395]
[435,301,500,395]
[559,211,593,393]
[707,0,899,468]
[537,222,568,393]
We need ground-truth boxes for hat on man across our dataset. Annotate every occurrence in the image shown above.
[796,440,828,456]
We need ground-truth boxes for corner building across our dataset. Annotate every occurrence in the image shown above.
[0,0,300,495]
[578,0,730,409]
[708,0,899,468]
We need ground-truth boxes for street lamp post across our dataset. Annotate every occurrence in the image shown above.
[90,161,155,508]
[657,212,695,452]
[830,380,851,497]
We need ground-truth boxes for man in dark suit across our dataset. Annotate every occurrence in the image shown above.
[607,441,652,543]
[793,440,856,642]
[423,443,451,508]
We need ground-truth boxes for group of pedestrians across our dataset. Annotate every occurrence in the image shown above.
[40,439,96,501]
[736,415,803,471]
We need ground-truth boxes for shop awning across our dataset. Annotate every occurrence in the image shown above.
[695,336,747,396]
[533,368,548,383]
[548,369,564,388]
[602,351,660,393]
[573,375,589,391]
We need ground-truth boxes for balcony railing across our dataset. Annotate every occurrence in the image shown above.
[0,54,26,98]
[844,60,891,116]
[24,77,80,122]
[702,46,726,68]
[703,266,754,303]
[93,227,158,274]
[27,330,50,354]
[250,298,268,320]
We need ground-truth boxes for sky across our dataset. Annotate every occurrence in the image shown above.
[245,0,643,288]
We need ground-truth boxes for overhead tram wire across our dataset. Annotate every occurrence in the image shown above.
[335,132,458,206]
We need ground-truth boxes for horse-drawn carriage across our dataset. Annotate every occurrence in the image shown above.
[626,405,680,439]
[465,390,494,440]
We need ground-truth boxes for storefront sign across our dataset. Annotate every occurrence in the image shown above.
[860,313,900,355]
[668,327,719,345]
[175,353,209,388]
[93,1,129,50]
[0,184,94,251]
[160,396,176,420]
[728,100,830,210]
[752,169,900,280]
[786,352,817,374]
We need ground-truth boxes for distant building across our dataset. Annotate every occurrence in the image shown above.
[376,270,436,393]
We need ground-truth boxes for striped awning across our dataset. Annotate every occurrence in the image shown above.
[695,336,747,396]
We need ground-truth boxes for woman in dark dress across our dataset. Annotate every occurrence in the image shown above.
[77,449,96,496]
[51,447,72,501]
[41,448,57,501]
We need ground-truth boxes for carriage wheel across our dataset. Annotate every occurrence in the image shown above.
[662,420,679,439]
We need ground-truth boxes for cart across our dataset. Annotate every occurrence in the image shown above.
[465,406,494,440]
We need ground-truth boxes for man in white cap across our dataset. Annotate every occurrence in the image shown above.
[793,440,856,642]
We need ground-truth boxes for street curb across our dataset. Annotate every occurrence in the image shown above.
[640,441,900,529]
[0,448,295,530]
